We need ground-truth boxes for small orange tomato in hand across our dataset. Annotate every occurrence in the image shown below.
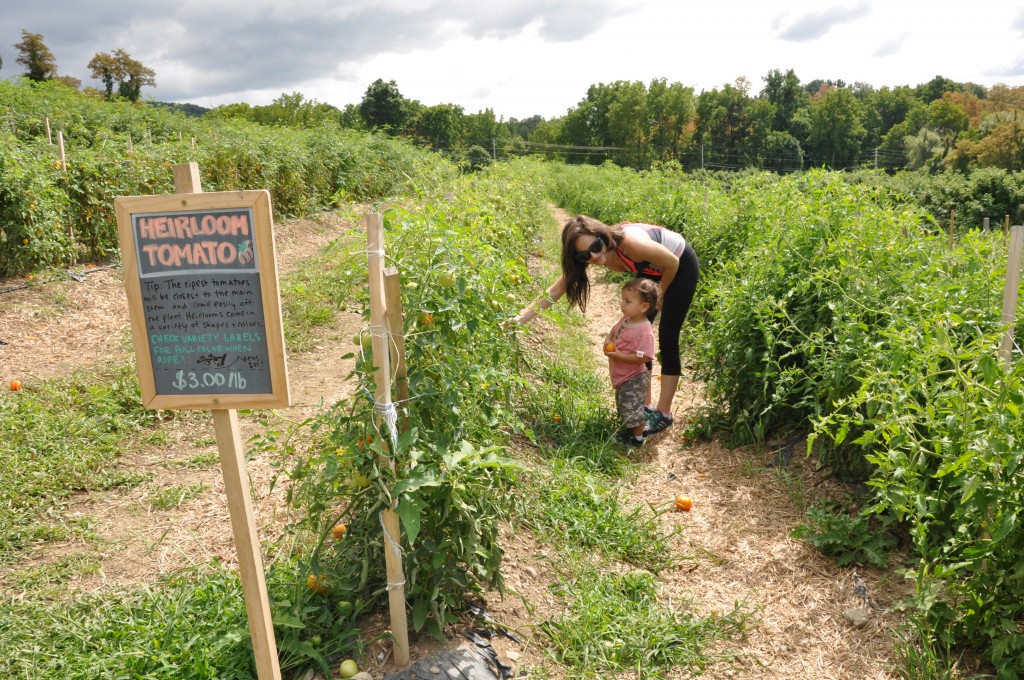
[10,380,22,391]
[675,495,693,512]
[332,522,347,540]
[604,342,616,353]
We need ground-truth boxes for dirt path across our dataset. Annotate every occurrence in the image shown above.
[548,206,903,678]
[0,211,365,589]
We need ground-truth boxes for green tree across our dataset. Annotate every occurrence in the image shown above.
[251,92,340,127]
[695,79,753,169]
[928,98,969,136]
[904,127,944,171]
[605,80,649,165]
[647,78,695,163]
[338,103,364,130]
[508,115,544,139]
[760,68,808,137]
[87,52,118,99]
[411,103,466,152]
[14,30,58,81]
[807,86,865,168]
[115,50,156,101]
[359,79,411,133]
[464,108,510,155]
[915,75,962,103]
[87,49,156,101]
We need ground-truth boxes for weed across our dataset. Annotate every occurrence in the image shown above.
[0,365,158,562]
[542,565,749,678]
[791,500,895,568]
[147,483,208,510]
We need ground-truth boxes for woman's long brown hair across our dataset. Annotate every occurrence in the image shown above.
[559,216,623,313]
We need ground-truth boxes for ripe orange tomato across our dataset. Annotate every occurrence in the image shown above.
[552,414,562,423]
[332,523,347,540]
[675,495,693,512]
[418,312,434,326]
[604,342,616,353]
[307,574,330,594]
[10,380,22,391]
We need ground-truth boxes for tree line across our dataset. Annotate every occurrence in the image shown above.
[7,28,1023,174]
[4,30,155,102]
[210,75,1024,176]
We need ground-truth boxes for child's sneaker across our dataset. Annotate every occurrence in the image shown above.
[644,410,673,436]
[616,430,646,449]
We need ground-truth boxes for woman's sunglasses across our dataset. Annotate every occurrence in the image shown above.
[574,235,607,263]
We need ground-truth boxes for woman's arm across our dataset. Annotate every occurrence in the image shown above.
[514,276,567,324]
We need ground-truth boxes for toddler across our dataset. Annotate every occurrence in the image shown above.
[603,278,658,447]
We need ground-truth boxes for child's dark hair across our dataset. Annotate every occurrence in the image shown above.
[623,277,659,311]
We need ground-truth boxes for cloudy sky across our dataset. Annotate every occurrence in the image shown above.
[2,0,1023,120]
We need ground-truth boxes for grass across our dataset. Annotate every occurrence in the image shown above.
[521,459,677,573]
[8,553,103,598]
[0,564,257,679]
[146,483,209,510]
[541,564,749,679]
[0,364,160,564]
[278,230,364,353]
[165,451,221,469]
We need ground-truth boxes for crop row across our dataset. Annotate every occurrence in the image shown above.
[0,80,455,276]
[548,161,1024,676]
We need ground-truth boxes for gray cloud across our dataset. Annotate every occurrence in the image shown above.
[1014,9,1024,35]
[776,2,871,42]
[994,55,1024,79]
[872,32,908,58]
[1,0,629,103]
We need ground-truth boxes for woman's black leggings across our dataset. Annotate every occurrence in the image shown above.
[644,243,699,376]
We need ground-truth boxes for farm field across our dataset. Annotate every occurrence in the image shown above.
[2,202,915,679]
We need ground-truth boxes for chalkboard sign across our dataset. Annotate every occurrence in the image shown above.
[116,191,290,410]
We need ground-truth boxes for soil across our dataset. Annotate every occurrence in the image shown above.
[0,206,908,679]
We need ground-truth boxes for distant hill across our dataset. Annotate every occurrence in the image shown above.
[149,101,210,117]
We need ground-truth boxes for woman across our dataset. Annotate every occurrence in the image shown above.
[514,215,699,435]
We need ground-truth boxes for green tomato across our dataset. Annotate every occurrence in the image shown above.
[352,332,371,349]
[310,634,322,646]
[346,472,371,490]
[339,659,359,678]
[438,272,457,288]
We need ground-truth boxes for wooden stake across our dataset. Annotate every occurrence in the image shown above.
[365,214,411,667]
[949,209,955,250]
[45,117,52,145]
[58,131,66,168]
[998,225,1024,370]
[128,133,134,154]
[174,164,282,680]
[1006,215,1011,238]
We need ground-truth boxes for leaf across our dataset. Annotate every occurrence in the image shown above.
[271,612,304,629]
[412,598,429,632]
[960,475,981,504]
[396,495,426,546]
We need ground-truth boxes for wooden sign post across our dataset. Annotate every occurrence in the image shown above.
[365,213,410,667]
[115,163,289,680]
